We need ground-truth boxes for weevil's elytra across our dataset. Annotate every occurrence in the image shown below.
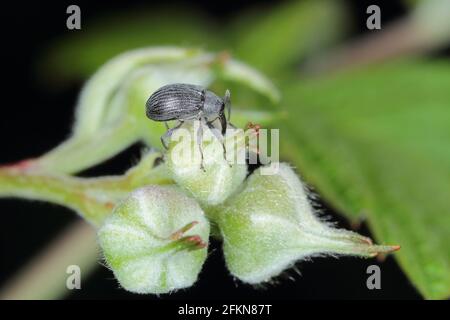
[146,84,204,121]
[145,83,232,170]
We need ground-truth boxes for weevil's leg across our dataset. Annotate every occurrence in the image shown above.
[211,112,235,130]
[204,115,221,132]
[206,120,229,165]
[197,119,205,171]
[219,112,227,136]
[164,122,170,130]
[161,120,184,149]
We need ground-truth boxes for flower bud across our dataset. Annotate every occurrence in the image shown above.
[217,163,399,284]
[98,185,209,294]
[165,121,248,206]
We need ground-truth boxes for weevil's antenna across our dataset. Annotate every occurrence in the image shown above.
[224,89,231,121]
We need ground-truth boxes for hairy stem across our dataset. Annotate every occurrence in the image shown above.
[35,120,139,174]
[0,152,172,226]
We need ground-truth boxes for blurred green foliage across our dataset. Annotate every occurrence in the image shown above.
[39,7,223,81]
[230,0,348,75]
[39,0,348,82]
[281,61,450,299]
[37,0,450,299]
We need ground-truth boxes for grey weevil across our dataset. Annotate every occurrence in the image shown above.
[145,83,231,168]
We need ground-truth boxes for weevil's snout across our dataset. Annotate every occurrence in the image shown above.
[220,112,227,135]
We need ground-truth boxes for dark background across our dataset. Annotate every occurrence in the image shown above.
[0,0,422,299]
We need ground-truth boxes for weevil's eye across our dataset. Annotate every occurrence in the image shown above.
[220,102,225,112]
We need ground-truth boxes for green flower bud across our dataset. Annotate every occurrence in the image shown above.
[98,185,209,294]
[217,163,399,284]
[165,121,248,206]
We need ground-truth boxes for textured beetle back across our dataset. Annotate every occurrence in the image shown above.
[146,83,204,121]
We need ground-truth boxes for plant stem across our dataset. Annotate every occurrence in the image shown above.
[0,152,172,226]
[35,120,139,174]
[0,168,112,225]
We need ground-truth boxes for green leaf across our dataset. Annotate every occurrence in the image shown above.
[280,60,450,299]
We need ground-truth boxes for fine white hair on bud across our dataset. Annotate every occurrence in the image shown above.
[98,185,209,294]
[165,121,248,206]
[217,163,399,284]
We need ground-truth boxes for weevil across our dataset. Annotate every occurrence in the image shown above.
[146,83,231,169]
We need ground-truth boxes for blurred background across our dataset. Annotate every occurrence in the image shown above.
[1,0,449,299]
